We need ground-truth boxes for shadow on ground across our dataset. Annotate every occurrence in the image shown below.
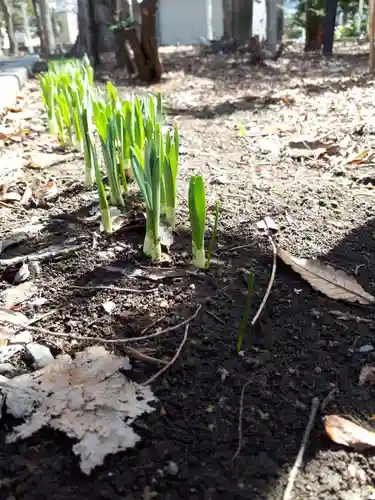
[2,205,375,498]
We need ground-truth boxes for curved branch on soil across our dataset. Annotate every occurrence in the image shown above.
[142,323,190,386]
[250,235,277,326]
[123,346,168,365]
[0,305,202,346]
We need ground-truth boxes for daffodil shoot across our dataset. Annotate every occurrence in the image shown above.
[131,140,162,261]
[188,174,206,269]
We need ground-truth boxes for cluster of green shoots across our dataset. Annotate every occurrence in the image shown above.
[39,57,219,269]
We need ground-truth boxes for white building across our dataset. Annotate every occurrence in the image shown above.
[157,0,268,45]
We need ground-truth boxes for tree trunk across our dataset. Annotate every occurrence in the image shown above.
[37,0,56,55]
[323,0,337,55]
[232,0,253,43]
[305,0,322,51]
[123,0,161,83]
[266,0,278,53]
[32,0,46,54]
[115,30,136,74]
[114,0,134,71]
[73,0,100,67]
[222,0,233,39]
[140,0,161,82]
[0,0,18,56]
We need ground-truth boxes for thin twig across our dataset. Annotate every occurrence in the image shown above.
[250,235,277,326]
[0,200,28,212]
[320,387,338,412]
[27,310,56,325]
[142,323,190,386]
[0,305,202,345]
[70,285,157,294]
[282,397,320,500]
[219,243,253,253]
[205,308,225,325]
[124,346,167,365]
[231,380,251,463]
[140,314,167,334]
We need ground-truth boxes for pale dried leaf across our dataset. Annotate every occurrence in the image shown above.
[346,150,370,165]
[256,216,279,232]
[0,346,157,474]
[1,281,37,307]
[324,415,375,450]
[1,191,21,202]
[288,137,339,159]
[28,153,64,170]
[102,300,116,315]
[14,262,31,284]
[20,186,33,205]
[159,224,174,249]
[359,365,375,386]
[278,248,375,305]
[0,307,29,325]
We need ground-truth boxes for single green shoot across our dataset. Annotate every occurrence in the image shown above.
[205,200,219,270]
[237,270,255,352]
[163,123,180,229]
[39,73,57,136]
[94,101,125,207]
[87,132,112,234]
[188,174,206,269]
[131,139,162,261]
[238,120,246,138]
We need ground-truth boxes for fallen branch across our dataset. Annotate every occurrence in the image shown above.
[142,323,190,385]
[70,285,156,294]
[231,380,251,463]
[250,235,277,326]
[282,397,320,500]
[0,241,85,267]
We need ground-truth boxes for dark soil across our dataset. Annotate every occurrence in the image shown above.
[1,43,375,500]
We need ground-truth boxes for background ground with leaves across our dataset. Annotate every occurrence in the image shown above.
[1,43,375,499]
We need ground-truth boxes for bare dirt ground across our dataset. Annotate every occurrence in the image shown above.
[1,43,375,499]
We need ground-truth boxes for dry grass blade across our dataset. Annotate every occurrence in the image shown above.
[278,248,375,305]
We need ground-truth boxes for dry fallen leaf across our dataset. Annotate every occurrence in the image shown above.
[0,307,29,325]
[20,185,33,206]
[1,281,38,307]
[0,191,22,203]
[346,150,370,165]
[359,365,375,386]
[278,248,375,305]
[13,262,31,284]
[7,107,24,113]
[288,137,339,159]
[102,300,116,315]
[256,216,279,232]
[324,415,375,450]
[0,346,157,475]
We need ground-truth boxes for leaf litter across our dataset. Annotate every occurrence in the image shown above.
[3,47,375,496]
[0,346,157,475]
[278,248,375,305]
